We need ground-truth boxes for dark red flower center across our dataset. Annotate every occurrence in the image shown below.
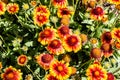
[92,7,103,15]
[41,54,53,63]
[36,14,47,23]
[93,71,100,77]
[49,40,61,49]
[66,36,78,46]
[113,0,119,2]
[102,32,112,43]
[61,8,70,15]
[0,3,3,11]
[59,26,69,35]
[9,6,17,12]
[40,29,52,39]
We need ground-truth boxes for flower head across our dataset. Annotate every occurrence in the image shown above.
[49,60,71,80]
[52,0,67,8]
[57,25,72,39]
[90,48,103,60]
[30,0,37,7]
[33,5,50,16]
[22,3,29,10]
[107,73,115,80]
[1,66,22,80]
[63,35,82,53]
[112,28,120,42]
[101,43,113,58]
[107,0,120,5]
[80,33,88,45]
[33,14,49,27]
[25,74,33,80]
[36,53,54,70]
[17,55,28,66]
[115,41,120,49]
[101,31,113,44]
[86,64,107,80]
[7,3,19,14]
[62,54,71,63]
[90,6,104,20]
[47,39,65,55]
[0,1,6,15]
[57,7,74,18]
[45,74,59,80]
[38,27,56,45]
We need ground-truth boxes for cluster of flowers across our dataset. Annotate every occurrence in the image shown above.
[0,0,120,80]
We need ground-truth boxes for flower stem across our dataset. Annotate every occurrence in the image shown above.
[26,65,41,80]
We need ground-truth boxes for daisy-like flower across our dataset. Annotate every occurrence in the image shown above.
[101,31,113,44]
[80,33,88,45]
[107,0,120,5]
[111,28,120,42]
[63,35,82,53]
[33,5,50,16]
[57,7,74,18]
[0,1,6,15]
[49,60,71,80]
[7,3,19,14]
[45,74,58,80]
[17,55,28,66]
[33,14,49,27]
[36,53,54,70]
[22,3,29,10]
[90,6,104,20]
[1,66,22,80]
[90,48,103,60]
[38,27,56,45]
[90,38,98,47]
[115,41,120,49]
[62,54,71,63]
[107,73,115,80]
[86,63,107,80]
[57,25,72,39]
[30,0,37,7]
[61,15,70,26]
[101,43,113,58]
[52,0,67,8]
[25,74,33,80]
[47,39,65,55]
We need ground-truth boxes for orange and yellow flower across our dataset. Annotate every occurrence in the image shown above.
[101,43,113,58]
[33,5,50,16]
[38,27,56,45]
[101,31,113,44]
[107,0,120,5]
[107,73,115,80]
[33,14,49,27]
[30,0,37,7]
[112,28,120,42]
[86,64,107,80]
[45,74,59,80]
[1,66,22,80]
[7,3,19,14]
[47,39,65,55]
[57,7,74,18]
[90,6,104,20]
[0,1,6,15]
[57,25,72,39]
[36,53,54,70]
[63,35,81,53]
[52,0,67,8]
[17,55,28,66]
[90,48,103,60]
[49,60,71,80]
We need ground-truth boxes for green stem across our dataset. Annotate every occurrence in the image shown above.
[26,65,41,80]
[73,0,79,17]
[113,67,120,74]
[49,0,51,9]
[101,57,106,64]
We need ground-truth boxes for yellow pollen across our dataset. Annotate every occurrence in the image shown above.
[94,71,99,76]
[7,72,14,79]
[58,66,63,71]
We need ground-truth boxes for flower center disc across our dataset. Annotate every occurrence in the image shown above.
[20,57,26,64]
[49,40,61,49]
[67,36,78,46]
[58,66,63,71]
[59,26,69,35]
[93,7,103,15]
[94,71,100,77]
[41,54,52,63]
[10,7,15,11]
[102,43,110,51]
[7,72,14,79]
